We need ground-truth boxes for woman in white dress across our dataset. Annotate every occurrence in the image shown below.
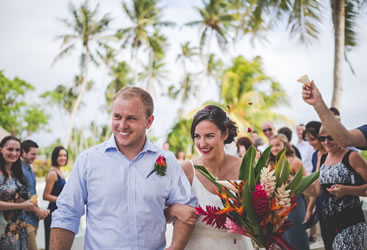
[166,105,254,250]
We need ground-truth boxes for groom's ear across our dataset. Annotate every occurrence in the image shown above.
[146,115,154,129]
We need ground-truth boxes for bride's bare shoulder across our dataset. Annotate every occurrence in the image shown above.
[226,154,242,166]
[180,159,197,184]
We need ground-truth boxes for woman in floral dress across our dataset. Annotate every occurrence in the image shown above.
[0,135,35,249]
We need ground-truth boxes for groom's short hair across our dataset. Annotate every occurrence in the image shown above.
[114,86,154,118]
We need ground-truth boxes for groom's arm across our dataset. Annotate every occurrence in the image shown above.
[50,228,75,250]
[166,219,194,250]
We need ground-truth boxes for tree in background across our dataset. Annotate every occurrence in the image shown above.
[0,71,48,137]
[186,0,235,106]
[117,0,174,86]
[250,0,367,109]
[168,42,199,117]
[53,0,112,149]
[140,30,170,97]
[220,56,291,136]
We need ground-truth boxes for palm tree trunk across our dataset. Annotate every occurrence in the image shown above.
[133,47,139,86]
[63,48,90,149]
[196,31,213,107]
[146,48,154,94]
[331,0,345,110]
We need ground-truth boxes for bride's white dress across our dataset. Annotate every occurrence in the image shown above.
[185,162,254,250]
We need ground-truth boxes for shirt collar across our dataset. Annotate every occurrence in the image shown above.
[104,135,159,154]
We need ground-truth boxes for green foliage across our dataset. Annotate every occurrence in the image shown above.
[220,55,292,136]
[33,159,51,178]
[361,150,367,161]
[239,145,256,190]
[167,118,194,158]
[105,61,133,109]
[0,71,49,137]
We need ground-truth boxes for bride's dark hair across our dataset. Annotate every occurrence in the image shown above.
[191,105,238,144]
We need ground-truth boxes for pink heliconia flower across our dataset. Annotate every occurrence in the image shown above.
[252,184,270,222]
[224,217,249,236]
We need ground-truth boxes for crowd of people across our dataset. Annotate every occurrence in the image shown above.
[0,81,366,249]
[0,136,67,249]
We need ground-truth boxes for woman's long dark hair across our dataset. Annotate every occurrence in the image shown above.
[0,135,26,185]
[51,146,68,167]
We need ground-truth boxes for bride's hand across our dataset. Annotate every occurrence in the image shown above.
[172,204,199,225]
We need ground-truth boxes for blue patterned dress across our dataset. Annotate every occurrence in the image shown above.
[319,151,367,250]
[0,173,28,249]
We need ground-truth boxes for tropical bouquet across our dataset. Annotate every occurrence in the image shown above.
[195,146,319,249]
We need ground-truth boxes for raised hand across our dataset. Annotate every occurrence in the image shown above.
[302,81,323,107]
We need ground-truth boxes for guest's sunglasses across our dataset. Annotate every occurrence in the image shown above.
[318,135,334,142]
[262,128,273,133]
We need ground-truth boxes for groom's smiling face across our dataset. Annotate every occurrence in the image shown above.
[112,97,154,154]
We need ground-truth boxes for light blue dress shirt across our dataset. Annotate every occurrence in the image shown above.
[52,136,197,250]
[21,161,39,227]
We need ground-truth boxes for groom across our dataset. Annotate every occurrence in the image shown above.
[50,86,197,249]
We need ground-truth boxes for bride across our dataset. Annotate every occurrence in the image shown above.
[166,105,254,249]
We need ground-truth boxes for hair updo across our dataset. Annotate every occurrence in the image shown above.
[190,105,238,144]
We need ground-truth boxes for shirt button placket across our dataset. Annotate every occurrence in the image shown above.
[127,162,138,249]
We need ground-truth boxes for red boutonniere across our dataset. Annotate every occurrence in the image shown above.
[146,155,167,178]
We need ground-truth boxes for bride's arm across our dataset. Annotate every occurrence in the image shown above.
[165,204,198,225]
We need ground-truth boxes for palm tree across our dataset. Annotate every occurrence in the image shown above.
[105,61,133,109]
[53,1,112,148]
[206,53,223,88]
[186,0,235,106]
[220,55,291,135]
[117,0,174,86]
[168,42,199,116]
[144,30,169,96]
[252,0,366,109]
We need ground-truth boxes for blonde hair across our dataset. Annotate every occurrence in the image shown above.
[114,86,154,117]
[270,134,295,157]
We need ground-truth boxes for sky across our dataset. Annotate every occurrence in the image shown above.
[0,0,366,147]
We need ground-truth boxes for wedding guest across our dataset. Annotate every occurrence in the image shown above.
[166,105,254,249]
[0,135,36,249]
[295,124,315,174]
[277,126,302,159]
[250,130,260,143]
[269,134,309,250]
[302,122,327,243]
[43,146,68,250]
[302,81,367,150]
[176,149,186,162]
[305,126,367,249]
[258,121,275,152]
[21,140,50,250]
[236,136,253,157]
[163,141,170,151]
[50,86,196,249]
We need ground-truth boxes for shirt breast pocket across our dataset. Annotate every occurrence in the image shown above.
[140,176,169,205]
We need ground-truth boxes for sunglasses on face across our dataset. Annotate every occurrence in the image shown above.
[262,128,273,133]
[318,135,334,142]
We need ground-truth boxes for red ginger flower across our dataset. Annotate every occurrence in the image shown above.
[252,184,270,222]
[195,205,228,229]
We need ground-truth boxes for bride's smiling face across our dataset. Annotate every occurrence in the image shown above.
[193,120,227,158]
